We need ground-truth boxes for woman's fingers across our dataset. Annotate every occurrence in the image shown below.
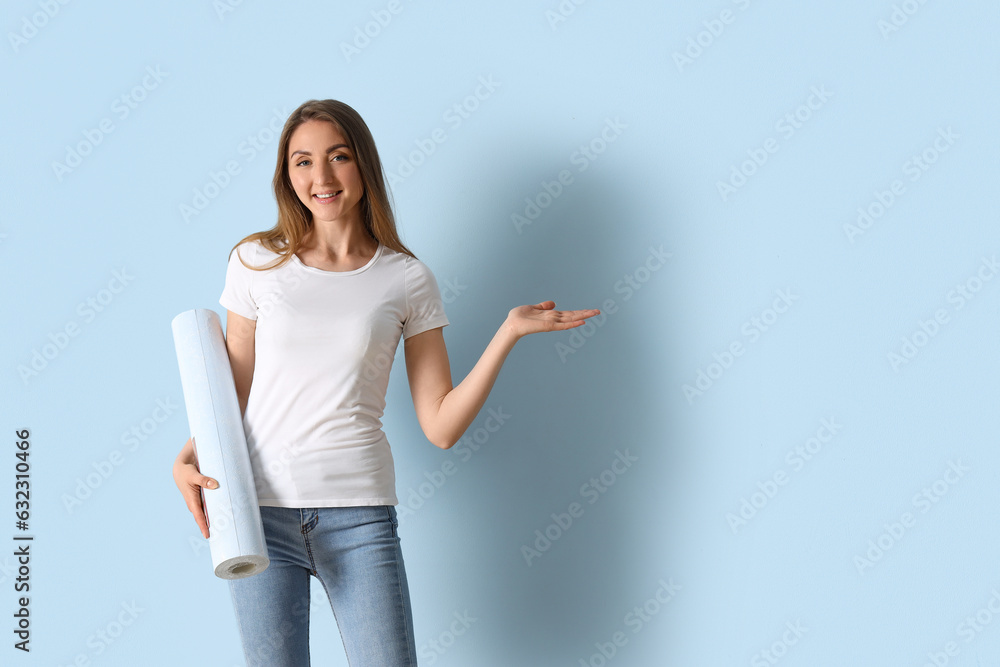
[550,308,601,323]
[506,303,601,337]
[173,437,220,539]
[186,486,211,539]
[559,309,600,318]
[180,466,218,539]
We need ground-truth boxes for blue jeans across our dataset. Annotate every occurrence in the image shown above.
[227,505,417,666]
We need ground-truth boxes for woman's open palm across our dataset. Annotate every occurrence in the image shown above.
[505,301,601,339]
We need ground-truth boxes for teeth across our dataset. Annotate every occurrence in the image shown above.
[316,192,339,199]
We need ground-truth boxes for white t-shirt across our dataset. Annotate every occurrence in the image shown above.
[218,238,449,508]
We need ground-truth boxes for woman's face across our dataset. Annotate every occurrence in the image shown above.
[287,119,364,228]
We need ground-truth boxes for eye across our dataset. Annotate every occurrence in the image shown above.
[294,154,347,167]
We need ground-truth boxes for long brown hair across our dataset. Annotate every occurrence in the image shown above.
[228,99,416,270]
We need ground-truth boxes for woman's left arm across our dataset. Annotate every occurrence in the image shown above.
[404,301,600,449]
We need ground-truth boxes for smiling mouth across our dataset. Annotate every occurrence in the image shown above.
[314,191,341,200]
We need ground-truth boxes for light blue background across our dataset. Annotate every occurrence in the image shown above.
[2,0,998,665]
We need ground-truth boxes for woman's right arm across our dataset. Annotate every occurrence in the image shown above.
[173,309,256,538]
[225,309,256,418]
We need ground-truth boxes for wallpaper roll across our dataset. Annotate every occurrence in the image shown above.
[171,308,270,580]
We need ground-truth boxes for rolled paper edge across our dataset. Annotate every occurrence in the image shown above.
[215,555,271,580]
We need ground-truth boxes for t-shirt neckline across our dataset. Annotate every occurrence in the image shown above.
[291,242,384,276]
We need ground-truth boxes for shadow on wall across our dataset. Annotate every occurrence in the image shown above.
[440,154,673,663]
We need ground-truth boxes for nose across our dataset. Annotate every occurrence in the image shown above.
[312,160,337,185]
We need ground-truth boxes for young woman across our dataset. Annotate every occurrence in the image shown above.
[172,99,600,666]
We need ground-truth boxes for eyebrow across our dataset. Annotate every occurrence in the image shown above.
[290,143,349,158]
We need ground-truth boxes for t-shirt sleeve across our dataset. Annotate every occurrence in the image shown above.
[218,242,258,320]
[402,257,450,339]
